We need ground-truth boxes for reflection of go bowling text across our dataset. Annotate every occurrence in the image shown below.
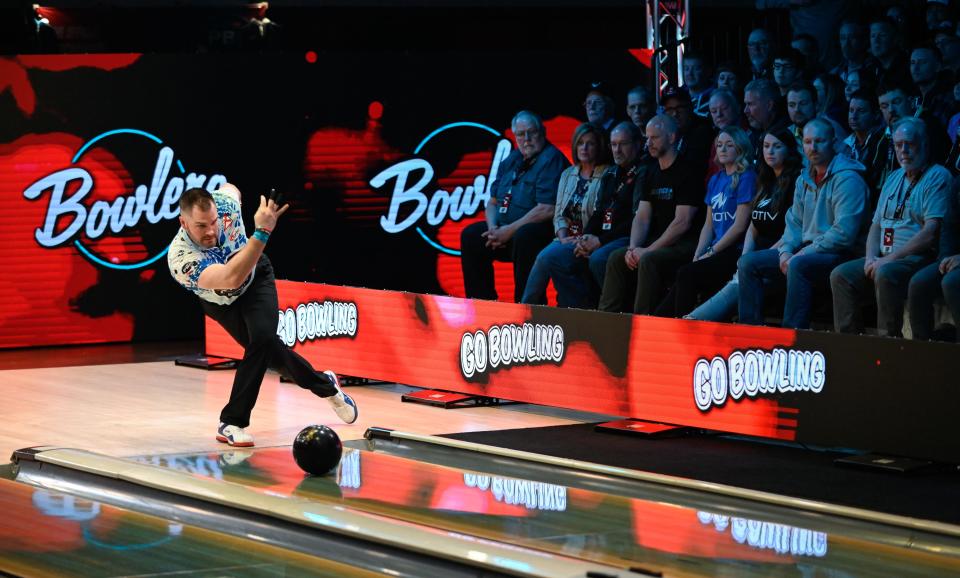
[698,511,828,557]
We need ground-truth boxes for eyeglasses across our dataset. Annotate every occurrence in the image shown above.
[584,99,605,109]
[773,62,796,71]
[747,41,769,48]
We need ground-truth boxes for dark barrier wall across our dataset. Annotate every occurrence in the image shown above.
[207,283,960,464]
[0,52,649,348]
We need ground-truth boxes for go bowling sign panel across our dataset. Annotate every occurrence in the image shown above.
[206,282,960,463]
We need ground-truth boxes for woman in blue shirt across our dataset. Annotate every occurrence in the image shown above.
[655,125,757,317]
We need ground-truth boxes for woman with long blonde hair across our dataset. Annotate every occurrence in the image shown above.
[655,125,757,317]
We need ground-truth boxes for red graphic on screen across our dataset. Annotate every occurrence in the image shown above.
[1,55,140,117]
[0,133,138,348]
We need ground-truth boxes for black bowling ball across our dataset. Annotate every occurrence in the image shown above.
[292,424,342,476]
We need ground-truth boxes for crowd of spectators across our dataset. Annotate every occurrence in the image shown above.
[460,0,960,342]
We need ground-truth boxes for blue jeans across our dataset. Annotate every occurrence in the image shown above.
[907,262,960,342]
[521,240,593,308]
[686,276,738,322]
[738,248,847,329]
[588,237,629,287]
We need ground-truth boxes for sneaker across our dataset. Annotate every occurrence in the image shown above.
[324,370,358,424]
[216,423,255,447]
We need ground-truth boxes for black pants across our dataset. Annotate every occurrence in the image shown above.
[460,220,555,303]
[201,255,337,428]
[654,244,741,318]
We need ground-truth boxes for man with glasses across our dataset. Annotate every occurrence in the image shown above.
[660,85,713,179]
[772,47,805,97]
[831,117,950,337]
[460,110,569,303]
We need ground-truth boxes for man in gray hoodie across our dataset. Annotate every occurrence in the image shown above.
[738,119,869,328]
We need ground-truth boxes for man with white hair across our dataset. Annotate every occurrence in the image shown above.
[831,117,950,337]
[460,110,569,303]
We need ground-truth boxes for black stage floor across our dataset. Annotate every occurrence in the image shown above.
[444,423,960,525]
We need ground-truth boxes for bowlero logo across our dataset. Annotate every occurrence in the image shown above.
[278,300,358,347]
[372,122,512,256]
[459,322,565,380]
[21,128,226,270]
[693,348,826,412]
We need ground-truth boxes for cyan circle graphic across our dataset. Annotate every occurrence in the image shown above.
[412,122,503,256]
[71,128,184,270]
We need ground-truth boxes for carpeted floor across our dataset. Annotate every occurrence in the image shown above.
[442,423,960,525]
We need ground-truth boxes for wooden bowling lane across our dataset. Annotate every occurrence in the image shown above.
[123,444,960,577]
[0,360,586,460]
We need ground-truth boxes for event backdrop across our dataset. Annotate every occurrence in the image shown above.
[0,51,650,348]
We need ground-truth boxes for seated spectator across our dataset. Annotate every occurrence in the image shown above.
[716,61,743,97]
[738,119,868,329]
[747,28,773,80]
[910,44,954,129]
[599,114,703,314]
[877,81,948,180]
[584,83,617,135]
[934,28,960,78]
[907,181,960,342]
[832,20,877,84]
[579,123,649,302]
[626,85,655,149]
[870,17,910,86]
[792,33,822,79]
[708,89,742,130]
[786,80,848,155]
[661,85,713,178]
[683,52,714,119]
[843,89,888,209]
[844,66,878,102]
[655,126,756,317]
[813,72,848,128]
[460,111,569,302]
[831,117,950,337]
[772,47,806,97]
[686,126,802,321]
[521,123,611,307]
[743,78,784,162]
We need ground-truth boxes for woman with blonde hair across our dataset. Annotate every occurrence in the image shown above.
[521,123,610,306]
[655,125,757,317]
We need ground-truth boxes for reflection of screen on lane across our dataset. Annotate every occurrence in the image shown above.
[151,446,832,565]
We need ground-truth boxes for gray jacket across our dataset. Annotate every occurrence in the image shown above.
[778,153,868,255]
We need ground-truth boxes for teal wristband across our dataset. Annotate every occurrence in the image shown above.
[252,229,270,243]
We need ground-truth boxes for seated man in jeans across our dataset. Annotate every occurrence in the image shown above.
[738,119,869,328]
[907,178,960,341]
[460,110,569,302]
[831,117,949,337]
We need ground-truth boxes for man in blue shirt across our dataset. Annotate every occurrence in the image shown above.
[460,111,569,302]
[169,185,358,447]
